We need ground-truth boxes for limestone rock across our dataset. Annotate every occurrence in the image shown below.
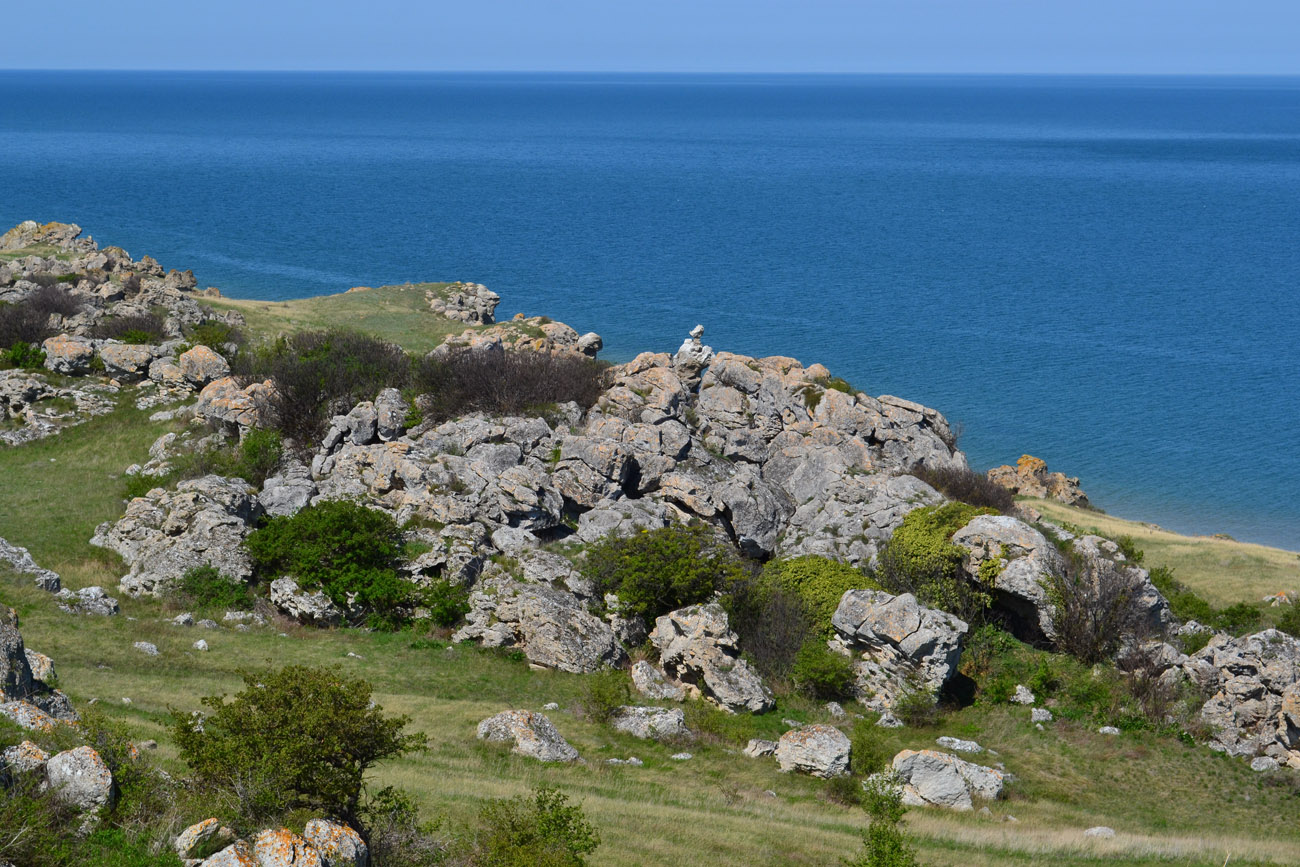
[2,740,49,776]
[0,609,35,700]
[609,706,689,741]
[45,745,115,813]
[270,577,342,626]
[198,841,256,867]
[1188,629,1300,760]
[196,377,275,436]
[99,342,157,382]
[630,660,687,701]
[253,828,322,867]
[427,282,499,324]
[0,536,61,592]
[1011,685,1035,705]
[91,474,262,597]
[134,641,160,656]
[476,710,579,762]
[743,738,778,758]
[987,455,1090,508]
[56,585,119,616]
[650,603,774,713]
[260,464,316,518]
[23,650,54,683]
[892,749,1005,811]
[935,736,983,754]
[1031,708,1053,723]
[0,701,57,732]
[951,515,1065,644]
[830,590,967,711]
[41,334,96,375]
[304,818,368,867]
[1083,826,1116,838]
[175,818,233,860]
[775,724,851,778]
[179,345,230,388]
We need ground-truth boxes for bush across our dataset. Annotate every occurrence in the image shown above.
[849,720,894,777]
[176,564,255,610]
[360,787,446,867]
[1043,549,1139,663]
[1278,604,1300,639]
[892,686,942,728]
[844,773,920,867]
[1213,602,1262,635]
[26,283,82,318]
[94,313,167,344]
[171,664,425,828]
[0,301,55,349]
[234,329,410,446]
[421,578,470,627]
[230,428,283,486]
[579,668,630,723]
[790,639,856,700]
[3,341,45,370]
[412,348,608,424]
[1148,564,1261,636]
[908,464,1013,513]
[581,524,747,621]
[825,773,863,807]
[186,320,245,358]
[244,500,413,629]
[468,785,599,867]
[762,556,877,638]
[871,503,994,623]
[724,578,813,680]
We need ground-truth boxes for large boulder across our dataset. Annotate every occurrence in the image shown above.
[951,515,1065,644]
[609,706,689,741]
[41,335,96,376]
[2,740,49,776]
[891,749,1005,811]
[253,829,323,867]
[91,475,263,597]
[775,724,851,778]
[830,590,967,710]
[45,745,115,813]
[630,660,687,701]
[476,710,579,762]
[98,342,157,382]
[175,818,233,861]
[270,577,342,626]
[304,819,368,867]
[650,603,774,713]
[179,345,231,388]
[195,377,275,437]
[0,536,61,592]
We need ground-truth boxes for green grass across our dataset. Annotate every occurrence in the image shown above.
[0,243,73,262]
[201,283,477,354]
[1028,499,1300,607]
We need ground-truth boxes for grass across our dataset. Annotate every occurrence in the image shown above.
[201,283,477,355]
[3,401,1300,865]
[1028,499,1300,607]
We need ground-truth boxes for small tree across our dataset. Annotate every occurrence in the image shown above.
[470,785,600,867]
[172,665,426,827]
[1043,552,1138,663]
[844,773,921,867]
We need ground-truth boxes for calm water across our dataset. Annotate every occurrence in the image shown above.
[2,72,1298,548]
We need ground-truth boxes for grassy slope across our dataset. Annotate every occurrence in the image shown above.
[1028,499,1300,608]
[201,283,471,355]
[2,409,1299,865]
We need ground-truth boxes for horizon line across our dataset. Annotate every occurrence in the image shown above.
[4,68,1300,77]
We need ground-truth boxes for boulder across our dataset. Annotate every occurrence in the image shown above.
[24,650,54,683]
[986,455,1090,508]
[199,841,256,867]
[45,745,115,813]
[609,706,689,741]
[0,536,61,592]
[1083,826,1117,839]
[304,819,368,867]
[56,585,120,616]
[2,740,49,776]
[630,660,687,702]
[1187,629,1300,763]
[41,334,96,375]
[374,388,407,442]
[179,345,230,388]
[951,515,1065,644]
[91,474,262,597]
[0,609,35,700]
[774,724,851,778]
[260,464,316,518]
[743,738,778,758]
[650,603,774,713]
[0,701,57,732]
[892,749,1005,811]
[175,818,233,860]
[98,343,157,382]
[270,577,342,626]
[253,829,322,867]
[476,710,579,762]
[935,736,983,754]
[830,590,967,711]
[195,377,275,436]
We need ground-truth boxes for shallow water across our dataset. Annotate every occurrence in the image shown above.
[3,72,1297,547]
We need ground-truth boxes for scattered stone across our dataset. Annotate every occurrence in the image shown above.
[775,725,851,778]
[1083,826,1116,839]
[270,576,343,626]
[193,639,209,652]
[55,586,120,616]
[172,612,195,626]
[2,740,49,775]
[743,739,778,758]
[608,706,689,741]
[606,757,644,767]
[543,702,559,710]
[198,619,219,629]
[133,641,159,657]
[1098,726,1120,735]
[670,752,693,761]
[892,749,1005,811]
[1011,685,1035,705]
[824,701,846,719]
[45,745,115,813]
[175,818,231,860]
[476,710,579,762]
[876,712,904,729]
[782,718,802,728]
[1031,708,1053,723]
[1251,756,1279,772]
[935,737,983,754]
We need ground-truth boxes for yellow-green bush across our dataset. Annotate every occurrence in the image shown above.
[761,555,878,638]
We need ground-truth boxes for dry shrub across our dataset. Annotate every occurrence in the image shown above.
[908,463,1013,513]
[412,348,608,423]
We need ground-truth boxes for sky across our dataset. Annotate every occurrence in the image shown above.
[4,0,1298,74]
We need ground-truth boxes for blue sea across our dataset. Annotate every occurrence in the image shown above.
[2,72,1298,549]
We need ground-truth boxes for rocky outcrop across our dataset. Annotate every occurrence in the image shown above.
[891,749,1005,811]
[476,710,579,762]
[426,282,500,324]
[259,464,317,518]
[0,367,117,446]
[608,706,689,741]
[830,590,967,711]
[774,724,851,778]
[649,603,774,713]
[55,586,120,616]
[195,378,276,437]
[987,454,1090,507]
[91,475,262,597]
[179,345,231,388]
[630,660,687,701]
[0,536,60,592]
[98,342,159,382]
[270,577,342,626]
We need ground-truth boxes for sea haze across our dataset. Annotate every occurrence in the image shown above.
[2,72,1297,548]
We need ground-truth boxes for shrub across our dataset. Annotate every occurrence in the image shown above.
[411,347,608,423]
[1042,549,1139,663]
[724,577,813,680]
[871,502,995,622]
[907,464,1013,513]
[0,301,55,349]
[844,772,920,867]
[762,556,877,638]
[94,313,167,344]
[1149,564,1260,636]
[849,720,894,777]
[177,564,255,610]
[244,500,413,629]
[892,686,943,728]
[421,578,470,627]
[171,664,425,828]
[231,428,283,486]
[1278,604,1300,639]
[468,785,599,867]
[234,329,410,446]
[790,639,856,701]
[580,524,747,621]
[360,787,446,867]
[26,283,83,318]
[3,341,45,370]
[579,668,630,723]
[1213,602,1262,635]
[824,773,863,807]
[186,320,245,358]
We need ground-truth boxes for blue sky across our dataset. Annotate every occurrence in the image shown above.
[6,0,1297,73]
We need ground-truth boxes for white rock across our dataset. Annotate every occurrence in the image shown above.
[304,818,368,867]
[775,724,851,778]
[1010,684,1035,705]
[936,736,983,754]
[133,641,159,656]
[476,710,578,762]
[193,639,209,652]
[743,738,778,758]
[1083,826,1116,838]
[1031,708,1053,723]
[1098,726,1120,735]
[892,749,1005,811]
[1250,756,1280,772]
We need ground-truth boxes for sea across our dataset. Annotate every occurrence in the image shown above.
[1,72,1297,549]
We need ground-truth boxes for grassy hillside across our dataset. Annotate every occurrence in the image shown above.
[2,407,1300,865]
[1027,499,1300,608]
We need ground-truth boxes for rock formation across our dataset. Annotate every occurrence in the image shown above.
[987,454,1090,507]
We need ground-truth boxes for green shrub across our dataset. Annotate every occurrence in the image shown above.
[1277,604,1300,640]
[892,686,942,728]
[845,772,920,867]
[244,500,412,629]
[4,341,46,370]
[1212,602,1262,635]
[762,556,876,638]
[187,320,245,358]
[469,785,599,867]
[360,786,447,867]
[872,502,995,622]
[1148,566,1215,625]
[176,564,255,610]
[723,578,813,680]
[171,664,425,828]
[790,639,856,700]
[232,428,283,486]
[580,524,746,621]
[1115,536,1145,565]
[824,773,863,807]
[1042,550,1137,663]
[849,719,894,777]
[579,668,630,723]
[420,578,470,627]
[94,313,166,344]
